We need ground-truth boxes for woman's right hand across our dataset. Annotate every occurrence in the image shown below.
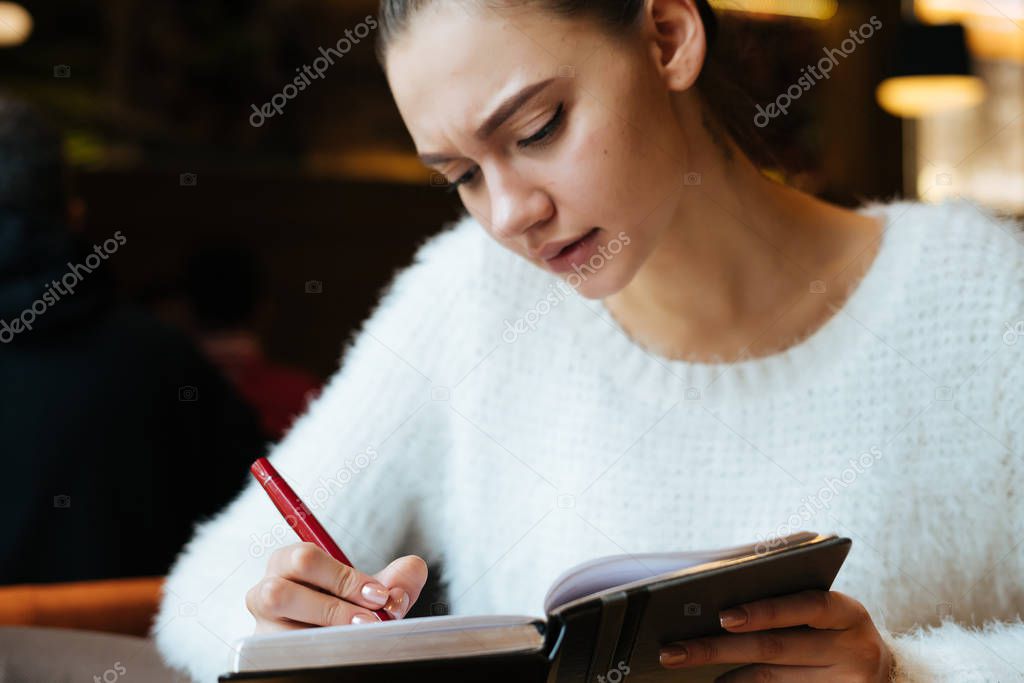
[246,542,429,633]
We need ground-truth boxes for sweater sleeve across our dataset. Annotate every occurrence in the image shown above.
[880,283,1024,683]
[880,618,1024,682]
[151,221,474,683]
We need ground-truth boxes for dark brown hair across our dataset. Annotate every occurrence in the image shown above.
[375,0,776,169]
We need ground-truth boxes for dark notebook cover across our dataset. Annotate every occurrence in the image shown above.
[221,535,851,683]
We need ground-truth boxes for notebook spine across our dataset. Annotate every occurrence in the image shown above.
[587,590,629,679]
[610,586,651,671]
[545,602,602,682]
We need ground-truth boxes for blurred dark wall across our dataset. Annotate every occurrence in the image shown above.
[76,171,463,379]
[819,2,905,203]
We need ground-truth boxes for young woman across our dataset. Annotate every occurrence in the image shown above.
[154,1,1024,681]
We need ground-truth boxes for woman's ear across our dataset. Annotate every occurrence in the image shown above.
[644,0,707,91]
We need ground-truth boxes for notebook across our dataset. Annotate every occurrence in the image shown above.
[221,531,851,682]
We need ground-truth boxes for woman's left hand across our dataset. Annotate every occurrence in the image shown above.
[659,589,893,682]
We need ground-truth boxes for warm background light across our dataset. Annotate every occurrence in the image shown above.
[708,0,839,21]
[916,0,1024,23]
[0,1,32,47]
[916,0,1024,62]
[877,75,987,117]
[906,4,1024,212]
[306,148,433,184]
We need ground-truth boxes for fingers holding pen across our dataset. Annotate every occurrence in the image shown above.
[266,543,393,613]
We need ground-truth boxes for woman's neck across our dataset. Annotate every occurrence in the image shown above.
[603,95,884,363]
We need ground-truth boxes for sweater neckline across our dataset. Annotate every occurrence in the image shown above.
[575,202,906,399]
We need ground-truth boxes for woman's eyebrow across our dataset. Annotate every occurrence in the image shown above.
[418,77,558,166]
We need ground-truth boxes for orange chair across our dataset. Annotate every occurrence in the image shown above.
[0,576,164,637]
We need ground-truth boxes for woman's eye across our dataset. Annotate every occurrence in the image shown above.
[442,102,565,194]
[517,102,565,149]
[445,167,479,193]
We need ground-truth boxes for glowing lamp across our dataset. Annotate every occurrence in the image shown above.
[0,2,32,47]
[876,22,986,118]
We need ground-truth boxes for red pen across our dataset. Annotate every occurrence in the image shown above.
[250,457,394,622]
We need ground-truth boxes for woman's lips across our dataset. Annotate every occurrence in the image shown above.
[544,227,601,274]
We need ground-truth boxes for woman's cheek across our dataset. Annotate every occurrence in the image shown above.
[563,112,631,215]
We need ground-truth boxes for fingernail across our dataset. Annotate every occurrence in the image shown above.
[361,583,389,607]
[384,588,410,618]
[720,608,747,628]
[660,645,688,665]
[351,613,375,625]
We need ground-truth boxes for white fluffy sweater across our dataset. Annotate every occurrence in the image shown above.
[154,198,1024,682]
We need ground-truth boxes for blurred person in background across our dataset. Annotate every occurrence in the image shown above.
[182,244,322,442]
[0,92,269,584]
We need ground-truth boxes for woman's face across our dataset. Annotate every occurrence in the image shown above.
[386,2,698,299]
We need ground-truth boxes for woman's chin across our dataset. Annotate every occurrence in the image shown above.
[562,266,630,300]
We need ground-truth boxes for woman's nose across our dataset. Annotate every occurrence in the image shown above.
[488,167,552,241]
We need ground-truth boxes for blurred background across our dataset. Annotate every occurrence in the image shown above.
[0,0,1021,640]
[1,0,1021,378]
